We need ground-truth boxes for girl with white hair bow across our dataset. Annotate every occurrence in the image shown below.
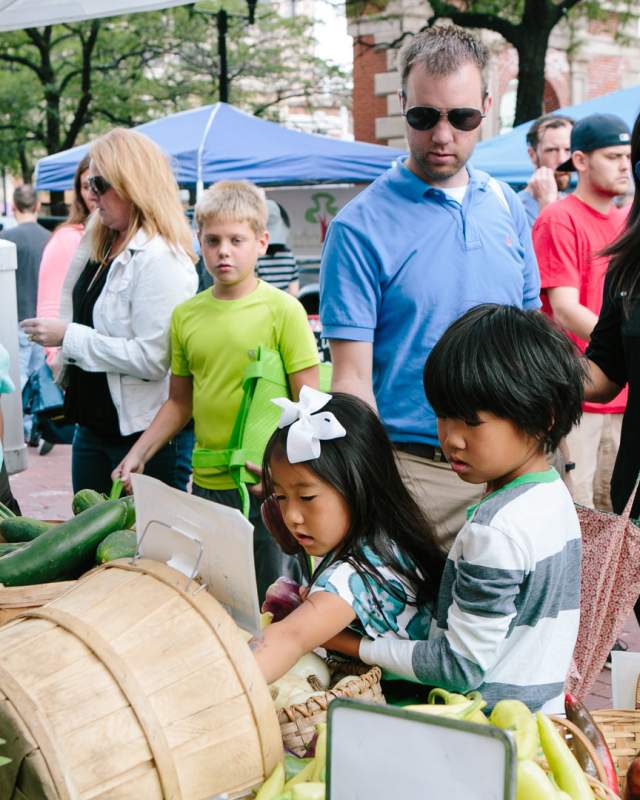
[250,386,445,684]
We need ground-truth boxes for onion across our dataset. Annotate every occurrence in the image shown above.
[261,576,303,622]
[286,652,331,689]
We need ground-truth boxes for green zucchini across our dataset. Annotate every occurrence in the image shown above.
[0,517,51,543]
[0,542,27,556]
[0,497,135,586]
[95,529,136,564]
[72,488,107,516]
[0,501,16,521]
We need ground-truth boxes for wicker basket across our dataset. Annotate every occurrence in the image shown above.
[551,715,621,797]
[586,673,640,795]
[590,711,640,793]
[277,658,384,756]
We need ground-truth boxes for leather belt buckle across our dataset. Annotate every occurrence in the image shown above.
[433,447,446,463]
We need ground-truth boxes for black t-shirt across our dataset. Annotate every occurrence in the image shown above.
[586,271,640,518]
[64,258,121,438]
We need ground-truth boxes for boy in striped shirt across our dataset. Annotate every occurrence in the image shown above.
[358,304,585,712]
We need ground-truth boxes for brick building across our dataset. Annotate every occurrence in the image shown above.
[349,0,640,147]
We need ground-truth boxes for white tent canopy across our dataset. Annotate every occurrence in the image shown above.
[0,0,191,32]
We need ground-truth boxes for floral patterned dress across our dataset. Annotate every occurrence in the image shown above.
[309,543,433,641]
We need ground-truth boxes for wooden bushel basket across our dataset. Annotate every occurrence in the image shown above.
[0,559,282,799]
[0,580,76,627]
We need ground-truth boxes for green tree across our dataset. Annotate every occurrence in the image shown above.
[161,2,349,119]
[0,14,170,182]
[348,0,636,126]
[0,5,349,183]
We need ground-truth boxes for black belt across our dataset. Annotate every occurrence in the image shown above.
[394,442,448,463]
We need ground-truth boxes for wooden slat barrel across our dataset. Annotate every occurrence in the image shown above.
[0,580,77,627]
[0,559,282,799]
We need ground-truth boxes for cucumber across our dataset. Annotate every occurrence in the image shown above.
[0,542,27,556]
[0,517,51,543]
[0,497,135,586]
[96,530,136,564]
[0,501,16,520]
[72,489,107,516]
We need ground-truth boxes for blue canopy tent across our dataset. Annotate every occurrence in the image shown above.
[35,102,406,191]
[471,84,640,185]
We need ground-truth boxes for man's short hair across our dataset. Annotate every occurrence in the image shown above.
[195,180,268,236]
[398,25,489,95]
[526,114,574,150]
[12,185,38,213]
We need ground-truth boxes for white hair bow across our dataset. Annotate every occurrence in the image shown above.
[272,385,346,464]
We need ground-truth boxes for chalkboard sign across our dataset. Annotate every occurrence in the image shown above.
[327,698,516,800]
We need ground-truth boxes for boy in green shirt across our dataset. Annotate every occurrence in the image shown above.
[114,181,319,598]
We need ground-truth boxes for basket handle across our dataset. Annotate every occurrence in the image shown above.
[550,714,609,787]
[634,673,640,710]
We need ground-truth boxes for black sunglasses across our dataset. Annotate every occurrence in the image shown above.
[403,106,486,132]
[87,175,112,196]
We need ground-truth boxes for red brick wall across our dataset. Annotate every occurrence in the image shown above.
[543,80,560,112]
[353,35,389,144]
[587,55,624,99]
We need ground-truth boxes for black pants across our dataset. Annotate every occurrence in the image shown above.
[71,424,177,495]
[0,460,21,515]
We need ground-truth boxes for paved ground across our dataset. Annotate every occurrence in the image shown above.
[7,443,640,710]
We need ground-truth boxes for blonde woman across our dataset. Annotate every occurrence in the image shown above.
[22,128,198,493]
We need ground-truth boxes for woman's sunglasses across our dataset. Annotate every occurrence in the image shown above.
[87,175,112,196]
[403,106,486,132]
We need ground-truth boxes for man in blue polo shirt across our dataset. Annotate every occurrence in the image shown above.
[319,25,540,547]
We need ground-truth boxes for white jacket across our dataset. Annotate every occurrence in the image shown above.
[59,225,197,436]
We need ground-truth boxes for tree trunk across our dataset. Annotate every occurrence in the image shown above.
[18,144,31,184]
[513,30,552,126]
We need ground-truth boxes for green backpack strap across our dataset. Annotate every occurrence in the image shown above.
[319,362,332,392]
[192,345,290,518]
[192,350,333,519]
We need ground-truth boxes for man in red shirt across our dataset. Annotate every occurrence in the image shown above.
[533,113,631,510]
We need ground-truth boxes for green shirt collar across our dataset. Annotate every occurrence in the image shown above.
[466,468,559,520]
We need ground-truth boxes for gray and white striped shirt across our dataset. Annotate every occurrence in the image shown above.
[360,470,581,713]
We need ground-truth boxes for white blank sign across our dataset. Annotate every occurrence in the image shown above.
[327,699,516,800]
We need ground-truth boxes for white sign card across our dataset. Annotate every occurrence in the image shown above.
[131,474,261,635]
[327,699,516,800]
[611,650,640,709]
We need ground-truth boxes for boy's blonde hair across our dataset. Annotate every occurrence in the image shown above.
[195,181,268,236]
[89,127,195,262]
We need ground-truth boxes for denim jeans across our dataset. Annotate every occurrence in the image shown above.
[192,483,303,604]
[71,425,177,495]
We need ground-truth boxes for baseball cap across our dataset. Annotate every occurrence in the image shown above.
[557,113,631,172]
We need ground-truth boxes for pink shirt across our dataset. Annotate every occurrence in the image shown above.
[36,223,84,364]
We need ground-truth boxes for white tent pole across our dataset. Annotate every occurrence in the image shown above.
[196,103,221,199]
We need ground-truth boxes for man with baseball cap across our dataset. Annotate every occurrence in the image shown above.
[533,112,631,510]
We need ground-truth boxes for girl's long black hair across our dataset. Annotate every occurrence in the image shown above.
[604,111,640,315]
[262,393,445,608]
